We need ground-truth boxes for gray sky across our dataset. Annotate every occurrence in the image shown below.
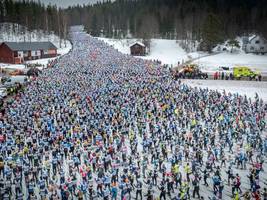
[33,0,104,8]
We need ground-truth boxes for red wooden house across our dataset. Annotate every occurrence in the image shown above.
[0,42,57,64]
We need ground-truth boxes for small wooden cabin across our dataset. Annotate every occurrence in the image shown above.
[130,42,146,56]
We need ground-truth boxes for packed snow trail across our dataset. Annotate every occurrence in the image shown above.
[0,26,266,200]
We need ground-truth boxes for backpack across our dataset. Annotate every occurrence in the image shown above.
[0,161,4,168]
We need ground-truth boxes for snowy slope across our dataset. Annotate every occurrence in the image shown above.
[98,37,133,54]
[137,39,190,66]
[97,37,198,66]
[98,37,267,73]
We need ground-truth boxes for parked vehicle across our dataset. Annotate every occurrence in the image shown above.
[219,66,232,71]
[9,69,24,76]
[173,64,208,79]
[233,66,260,80]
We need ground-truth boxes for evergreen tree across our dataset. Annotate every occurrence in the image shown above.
[201,13,223,52]
[228,39,240,53]
[0,0,4,22]
[0,0,266,53]
[90,14,99,37]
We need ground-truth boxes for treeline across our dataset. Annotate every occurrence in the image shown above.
[65,0,267,51]
[0,0,267,52]
[65,0,267,40]
[0,0,68,47]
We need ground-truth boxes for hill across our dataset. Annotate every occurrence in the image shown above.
[98,36,267,74]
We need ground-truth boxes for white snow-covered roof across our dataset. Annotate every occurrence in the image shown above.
[248,35,267,42]
[248,35,257,41]
[130,42,145,47]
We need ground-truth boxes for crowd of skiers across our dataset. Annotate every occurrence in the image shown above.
[0,26,267,200]
[213,72,234,80]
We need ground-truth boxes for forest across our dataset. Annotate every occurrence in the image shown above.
[0,0,68,46]
[0,0,267,51]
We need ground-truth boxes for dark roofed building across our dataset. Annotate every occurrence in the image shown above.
[130,42,146,56]
[0,42,58,64]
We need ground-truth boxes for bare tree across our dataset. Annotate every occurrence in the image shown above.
[57,10,62,48]
[62,12,69,47]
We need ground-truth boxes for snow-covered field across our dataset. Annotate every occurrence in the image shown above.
[97,37,267,73]
[98,37,200,66]
[182,79,267,101]
[136,39,190,66]
[196,52,267,74]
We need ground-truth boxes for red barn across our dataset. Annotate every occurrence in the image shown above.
[0,42,58,64]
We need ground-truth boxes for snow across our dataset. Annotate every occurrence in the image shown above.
[182,79,267,101]
[0,27,266,200]
[98,37,133,54]
[0,63,25,70]
[90,36,267,102]
[249,35,256,41]
[8,75,28,84]
[213,37,243,53]
[98,36,267,74]
[202,36,267,74]
[130,41,145,47]
[25,58,52,69]
[57,42,72,55]
[0,23,70,50]
[97,37,196,66]
[138,39,190,66]
[195,52,267,74]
